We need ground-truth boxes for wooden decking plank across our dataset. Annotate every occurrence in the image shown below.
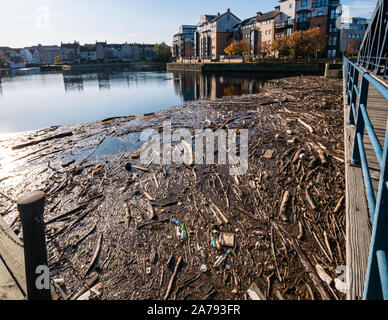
[0,216,27,297]
[344,77,372,300]
[0,257,24,300]
[0,216,60,300]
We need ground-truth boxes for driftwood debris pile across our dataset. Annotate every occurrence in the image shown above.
[0,75,345,300]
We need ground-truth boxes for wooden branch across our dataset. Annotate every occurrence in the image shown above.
[164,256,182,300]
[279,191,291,222]
[293,240,332,300]
[84,234,103,277]
[12,132,73,150]
[298,119,315,134]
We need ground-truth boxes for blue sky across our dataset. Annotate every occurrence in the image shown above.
[0,0,376,48]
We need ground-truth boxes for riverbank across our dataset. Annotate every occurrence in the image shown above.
[167,62,326,74]
[70,61,165,71]
[0,75,345,300]
[28,61,166,73]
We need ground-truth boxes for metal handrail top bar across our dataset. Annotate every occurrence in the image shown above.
[351,62,388,99]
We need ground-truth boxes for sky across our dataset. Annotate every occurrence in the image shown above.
[0,0,377,48]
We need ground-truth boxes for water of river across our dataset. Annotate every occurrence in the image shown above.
[0,68,289,134]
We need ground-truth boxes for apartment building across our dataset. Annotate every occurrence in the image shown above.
[340,17,369,53]
[33,45,62,64]
[235,9,284,56]
[199,9,241,60]
[61,41,81,64]
[172,25,198,59]
[80,45,97,62]
[274,0,342,58]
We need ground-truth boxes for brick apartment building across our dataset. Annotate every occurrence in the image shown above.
[198,9,241,60]
[235,9,284,57]
[172,1,347,60]
[275,0,342,58]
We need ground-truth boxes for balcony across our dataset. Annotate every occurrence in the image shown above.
[275,19,294,29]
[275,22,287,29]
[275,33,286,39]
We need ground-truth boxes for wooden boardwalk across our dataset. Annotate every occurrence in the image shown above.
[345,74,388,300]
[0,216,27,300]
[0,215,63,300]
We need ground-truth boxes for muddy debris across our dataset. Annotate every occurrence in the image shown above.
[0,76,345,300]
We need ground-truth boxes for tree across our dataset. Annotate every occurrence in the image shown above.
[274,27,328,60]
[303,28,328,60]
[261,43,272,58]
[54,55,62,65]
[345,39,362,56]
[288,30,305,59]
[224,40,251,59]
[272,37,290,58]
[154,42,171,63]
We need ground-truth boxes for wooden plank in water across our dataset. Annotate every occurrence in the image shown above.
[344,79,372,300]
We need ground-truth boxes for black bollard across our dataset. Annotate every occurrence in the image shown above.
[17,191,51,300]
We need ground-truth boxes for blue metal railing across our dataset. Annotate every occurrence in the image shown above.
[344,56,388,300]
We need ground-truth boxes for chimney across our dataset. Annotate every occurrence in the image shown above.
[217,12,220,16]
[257,12,263,16]
[227,8,230,12]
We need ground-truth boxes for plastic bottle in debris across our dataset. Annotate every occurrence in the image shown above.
[176,227,184,241]
[181,224,187,239]
[172,219,180,226]
[213,255,226,268]
[211,236,217,248]
[200,249,207,260]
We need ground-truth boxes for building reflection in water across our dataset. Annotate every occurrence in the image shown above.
[59,69,294,101]
[62,70,166,93]
[63,74,84,92]
[171,71,293,102]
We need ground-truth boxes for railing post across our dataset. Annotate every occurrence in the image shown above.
[363,120,388,300]
[17,191,52,300]
[348,64,360,125]
[352,75,370,165]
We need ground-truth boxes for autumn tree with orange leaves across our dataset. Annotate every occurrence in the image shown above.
[272,37,290,57]
[345,39,362,56]
[224,40,251,59]
[272,27,328,60]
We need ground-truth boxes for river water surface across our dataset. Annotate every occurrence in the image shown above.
[0,68,288,134]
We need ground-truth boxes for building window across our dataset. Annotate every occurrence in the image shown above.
[314,0,329,7]
[329,24,338,33]
[289,4,293,8]
[328,49,337,58]
[301,1,308,7]
[299,13,308,23]
[329,36,337,46]
[318,12,323,16]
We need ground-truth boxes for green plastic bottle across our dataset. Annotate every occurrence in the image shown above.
[181,224,187,239]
